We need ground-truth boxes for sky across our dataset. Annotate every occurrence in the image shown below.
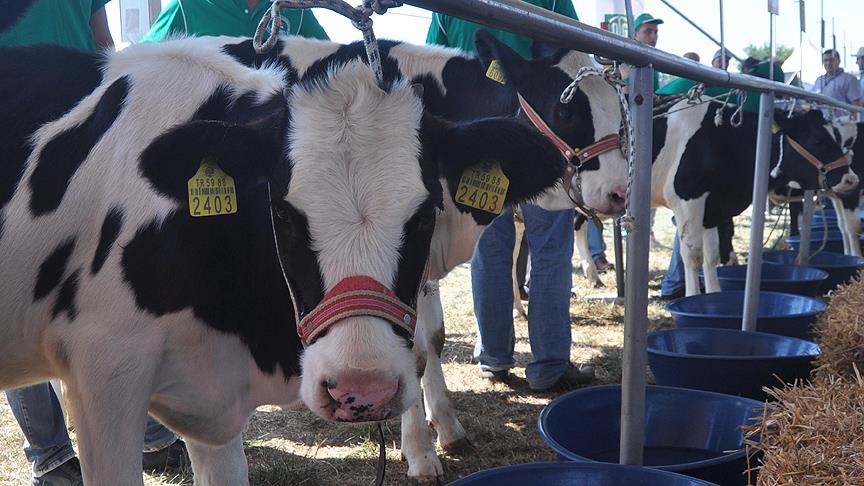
[106,0,864,83]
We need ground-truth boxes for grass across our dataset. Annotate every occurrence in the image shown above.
[0,207,789,485]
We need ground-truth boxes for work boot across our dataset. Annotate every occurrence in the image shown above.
[32,457,82,486]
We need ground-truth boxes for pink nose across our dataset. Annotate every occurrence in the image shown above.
[608,185,627,213]
[326,378,399,422]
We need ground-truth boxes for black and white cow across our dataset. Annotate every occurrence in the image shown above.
[573,101,856,293]
[204,31,630,479]
[787,120,862,256]
[0,38,574,484]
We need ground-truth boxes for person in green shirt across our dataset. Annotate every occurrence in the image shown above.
[426,1,596,391]
[0,0,113,51]
[426,0,577,58]
[143,0,328,42]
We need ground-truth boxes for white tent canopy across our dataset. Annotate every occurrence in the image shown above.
[783,34,825,89]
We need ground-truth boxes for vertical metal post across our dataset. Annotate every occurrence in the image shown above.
[742,92,776,332]
[798,190,815,265]
[624,0,635,39]
[719,0,727,67]
[148,0,162,27]
[620,65,654,466]
[614,220,625,298]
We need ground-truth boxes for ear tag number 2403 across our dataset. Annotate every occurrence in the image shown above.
[187,160,238,217]
[456,162,510,215]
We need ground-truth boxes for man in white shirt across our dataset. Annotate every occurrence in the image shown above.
[813,49,862,106]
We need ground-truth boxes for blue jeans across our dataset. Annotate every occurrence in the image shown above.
[6,383,177,477]
[661,232,685,295]
[587,219,606,260]
[471,205,574,389]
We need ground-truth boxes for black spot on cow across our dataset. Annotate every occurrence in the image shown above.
[0,45,103,228]
[91,207,124,275]
[421,115,564,226]
[29,76,130,216]
[123,106,303,377]
[53,269,81,321]
[34,238,76,301]
[221,39,297,85]
[302,40,401,88]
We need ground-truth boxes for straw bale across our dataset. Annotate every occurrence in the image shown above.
[744,372,864,486]
[814,277,864,380]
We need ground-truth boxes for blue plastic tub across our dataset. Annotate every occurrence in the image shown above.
[539,385,763,486]
[647,328,820,400]
[448,462,719,485]
[666,291,825,339]
[715,263,828,297]
[786,231,850,254]
[763,250,864,293]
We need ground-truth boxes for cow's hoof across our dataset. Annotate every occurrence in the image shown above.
[442,437,476,456]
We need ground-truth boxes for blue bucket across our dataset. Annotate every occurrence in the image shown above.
[538,385,763,486]
[763,250,864,292]
[786,231,850,254]
[715,263,828,296]
[448,462,719,485]
[666,291,825,339]
[647,328,820,400]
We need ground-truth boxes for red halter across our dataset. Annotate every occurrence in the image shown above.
[296,275,419,346]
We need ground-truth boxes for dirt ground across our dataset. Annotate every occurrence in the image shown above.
[0,207,790,485]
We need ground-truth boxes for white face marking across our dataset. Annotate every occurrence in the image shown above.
[553,52,628,214]
[285,62,429,290]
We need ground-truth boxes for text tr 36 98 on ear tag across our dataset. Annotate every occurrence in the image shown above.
[187,160,238,217]
[456,161,509,215]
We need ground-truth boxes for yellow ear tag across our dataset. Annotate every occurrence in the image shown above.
[455,161,510,215]
[772,122,781,134]
[485,59,507,85]
[187,160,238,217]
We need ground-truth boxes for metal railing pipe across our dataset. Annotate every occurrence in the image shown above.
[742,92,776,332]
[798,191,815,266]
[620,65,654,466]
[401,0,864,114]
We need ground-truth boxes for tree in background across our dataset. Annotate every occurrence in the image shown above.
[744,42,794,64]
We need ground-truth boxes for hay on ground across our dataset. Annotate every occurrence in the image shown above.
[814,277,864,381]
[744,371,864,486]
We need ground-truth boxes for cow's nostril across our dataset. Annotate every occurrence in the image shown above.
[323,378,337,389]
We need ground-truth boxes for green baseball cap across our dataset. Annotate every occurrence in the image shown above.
[633,13,664,32]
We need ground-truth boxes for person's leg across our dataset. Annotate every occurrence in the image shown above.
[587,219,606,260]
[143,415,177,452]
[521,206,574,389]
[5,384,76,478]
[661,229,686,298]
[471,211,517,373]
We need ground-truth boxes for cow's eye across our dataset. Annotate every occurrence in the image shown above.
[272,201,292,223]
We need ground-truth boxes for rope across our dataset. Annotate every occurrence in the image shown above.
[253,0,401,85]
[561,65,636,230]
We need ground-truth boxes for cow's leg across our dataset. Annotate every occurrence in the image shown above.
[574,219,603,287]
[185,434,249,486]
[398,282,444,481]
[676,205,706,296]
[63,351,151,485]
[415,283,468,453]
[702,227,722,293]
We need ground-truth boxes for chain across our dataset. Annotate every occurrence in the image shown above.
[560,64,635,229]
[253,0,401,85]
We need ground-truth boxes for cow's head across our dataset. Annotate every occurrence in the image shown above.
[771,109,858,195]
[472,30,628,215]
[272,62,565,422]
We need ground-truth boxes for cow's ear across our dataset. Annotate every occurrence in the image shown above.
[474,29,532,87]
[423,115,565,225]
[139,118,285,202]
